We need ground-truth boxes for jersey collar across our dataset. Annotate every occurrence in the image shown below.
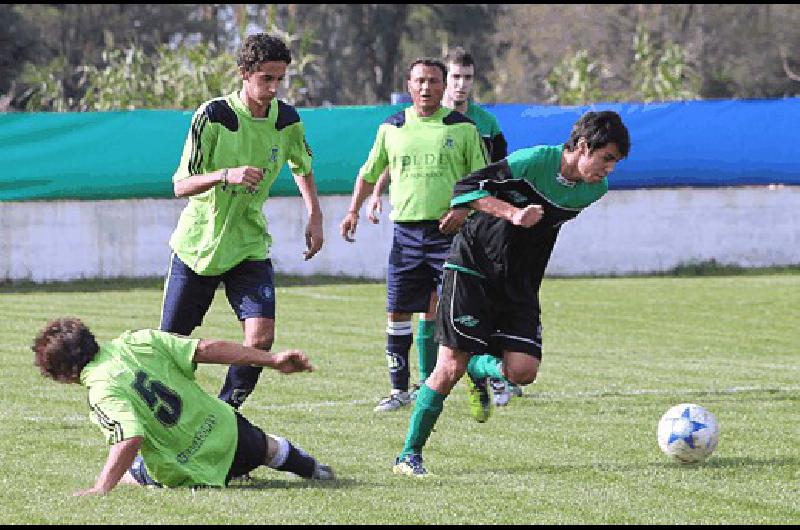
[230,91,276,121]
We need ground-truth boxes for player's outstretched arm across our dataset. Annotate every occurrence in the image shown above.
[471,196,544,228]
[194,340,314,374]
[74,436,143,497]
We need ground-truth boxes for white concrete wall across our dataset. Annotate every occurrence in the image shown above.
[1,187,798,282]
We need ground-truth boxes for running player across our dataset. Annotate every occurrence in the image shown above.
[393,110,631,476]
[339,57,488,413]
[32,318,334,495]
[161,33,324,410]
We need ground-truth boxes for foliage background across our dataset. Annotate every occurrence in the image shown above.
[3,4,800,111]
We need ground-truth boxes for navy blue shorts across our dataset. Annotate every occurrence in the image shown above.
[387,221,453,313]
[160,253,276,335]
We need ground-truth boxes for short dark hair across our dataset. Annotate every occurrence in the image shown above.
[406,57,447,81]
[565,110,631,158]
[444,46,474,68]
[237,33,292,72]
[32,318,99,384]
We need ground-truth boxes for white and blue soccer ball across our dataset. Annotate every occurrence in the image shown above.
[657,403,719,463]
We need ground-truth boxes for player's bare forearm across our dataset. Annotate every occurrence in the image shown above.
[75,437,143,496]
[471,196,544,227]
[294,171,323,222]
[194,340,314,373]
[174,171,225,198]
[294,171,324,259]
[340,176,376,241]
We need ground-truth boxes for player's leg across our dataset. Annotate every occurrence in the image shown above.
[394,344,470,477]
[218,259,276,409]
[227,412,334,483]
[160,252,220,335]
[394,267,491,476]
[415,291,438,387]
[417,224,454,387]
[377,223,430,412]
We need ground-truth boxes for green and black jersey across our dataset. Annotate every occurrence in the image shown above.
[465,101,507,163]
[170,92,313,276]
[446,144,607,285]
[359,106,488,222]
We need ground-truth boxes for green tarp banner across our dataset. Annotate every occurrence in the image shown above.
[0,104,404,201]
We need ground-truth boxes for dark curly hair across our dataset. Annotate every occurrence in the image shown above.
[565,110,631,158]
[32,318,99,384]
[237,33,292,72]
[406,57,447,81]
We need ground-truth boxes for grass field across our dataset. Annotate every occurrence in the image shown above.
[0,273,798,524]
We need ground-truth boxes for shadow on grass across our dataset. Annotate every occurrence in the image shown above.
[0,275,382,294]
[228,476,362,491]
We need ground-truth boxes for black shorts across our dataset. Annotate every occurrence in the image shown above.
[225,411,268,483]
[129,411,268,488]
[435,267,543,359]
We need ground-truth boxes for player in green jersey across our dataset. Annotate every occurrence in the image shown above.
[161,33,324,410]
[393,111,630,477]
[364,48,516,420]
[32,318,334,495]
[339,58,487,413]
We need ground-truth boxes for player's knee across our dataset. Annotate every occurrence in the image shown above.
[244,333,274,351]
[506,364,538,386]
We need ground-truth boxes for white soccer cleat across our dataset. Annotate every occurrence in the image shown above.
[374,390,413,412]
[489,378,511,406]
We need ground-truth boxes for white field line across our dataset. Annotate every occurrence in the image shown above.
[247,385,800,412]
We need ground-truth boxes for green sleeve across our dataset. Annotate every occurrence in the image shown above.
[505,148,537,182]
[146,330,201,380]
[285,121,313,177]
[172,106,218,182]
[88,393,146,445]
[357,125,389,184]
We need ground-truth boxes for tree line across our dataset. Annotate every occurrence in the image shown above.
[2,4,799,112]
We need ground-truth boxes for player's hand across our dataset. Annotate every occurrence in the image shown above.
[367,195,382,224]
[74,487,106,497]
[270,350,314,374]
[439,208,469,235]
[511,204,544,227]
[227,166,264,193]
[304,216,324,260]
[340,211,359,242]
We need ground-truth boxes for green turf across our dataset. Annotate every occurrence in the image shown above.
[0,274,798,524]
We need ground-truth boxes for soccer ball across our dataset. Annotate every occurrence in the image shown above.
[657,403,719,463]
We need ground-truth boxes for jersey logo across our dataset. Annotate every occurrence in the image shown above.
[454,315,480,328]
[556,173,576,187]
[270,146,279,163]
[443,136,455,149]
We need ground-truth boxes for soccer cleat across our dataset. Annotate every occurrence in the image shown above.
[312,463,335,480]
[393,454,430,477]
[409,383,421,401]
[508,382,524,398]
[466,375,491,422]
[489,378,511,407]
[374,390,413,412]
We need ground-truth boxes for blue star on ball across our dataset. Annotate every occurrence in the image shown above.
[667,406,708,448]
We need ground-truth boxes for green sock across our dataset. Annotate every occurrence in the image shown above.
[416,319,437,383]
[400,383,446,457]
[467,354,507,381]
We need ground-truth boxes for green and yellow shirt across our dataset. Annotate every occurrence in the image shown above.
[358,106,487,222]
[170,92,313,275]
[80,330,238,488]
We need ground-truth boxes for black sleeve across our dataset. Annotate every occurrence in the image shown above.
[450,159,514,208]
[490,133,508,163]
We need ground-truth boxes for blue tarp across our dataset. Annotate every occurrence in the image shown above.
[489,98,800,189]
